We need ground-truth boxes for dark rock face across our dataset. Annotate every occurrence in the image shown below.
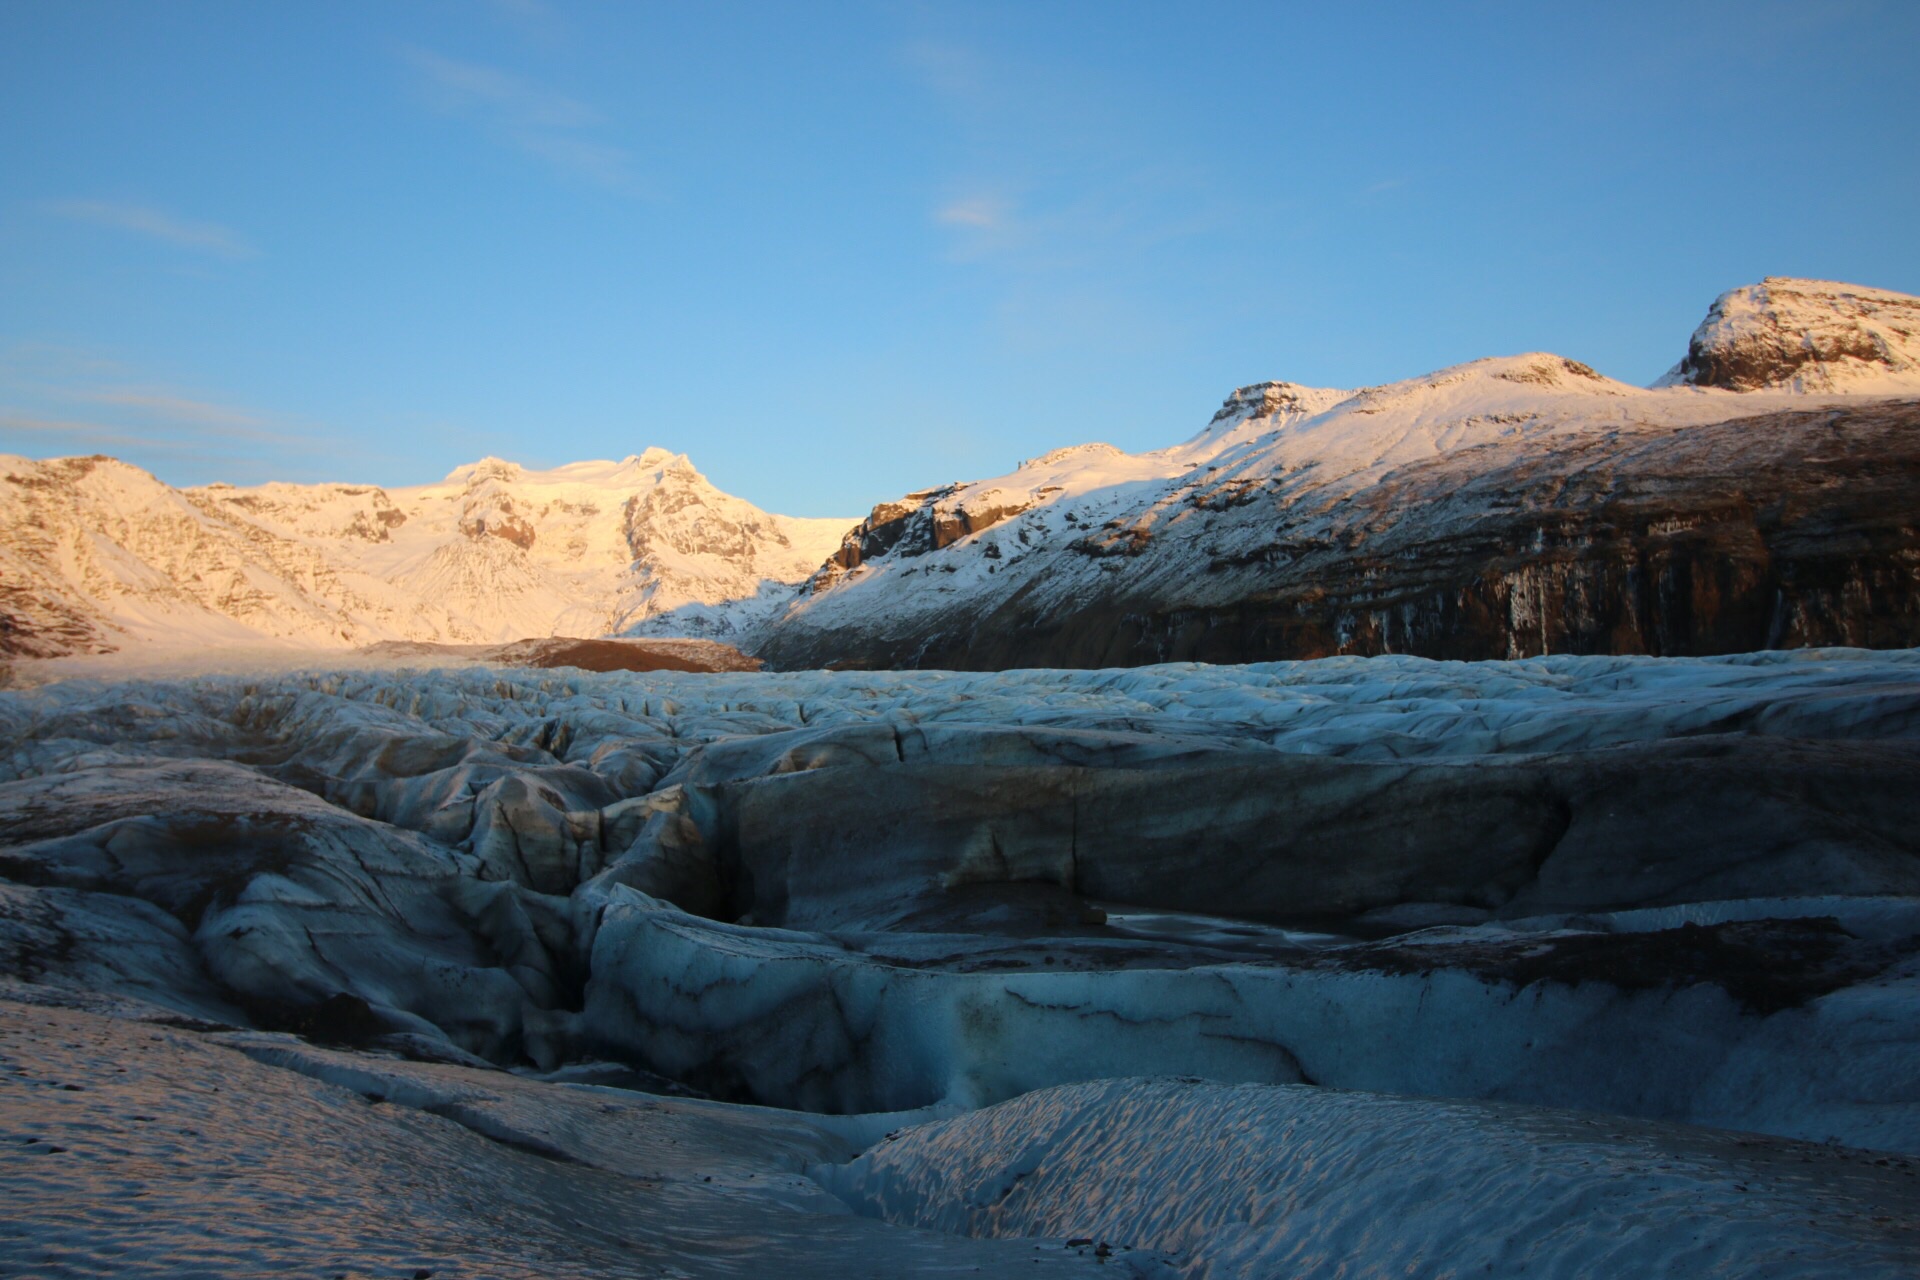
[0,589,106,660]
[820,487,958,575]
[760,402,1920,670]
[459,501,536,550]
[1207,381,1331,423]
[813,485,1038,587]
[342,504,407,542]
[1677,322,1891,393]
[622,475,788,565]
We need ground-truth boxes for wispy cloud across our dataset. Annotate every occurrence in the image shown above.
[0,399,328,470]
[488,0,555,20]
[936,195,1010,230]
[73,389,278,438]
[0,343,331,474]
[411,49,599,127]
[903,39,1230,283]
[511,132,638,191]
[405,48,646,194]
[900,41,996,111]
[0,411,221,456]
[930,177,1225,276]
[484,0,568,41]
[0,410,340,484]
[43,200,259,259]
[0,343,131,383]
[0,342,427,483]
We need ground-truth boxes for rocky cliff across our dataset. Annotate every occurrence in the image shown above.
[756,279,1920,669]
[1656,277,1920,392]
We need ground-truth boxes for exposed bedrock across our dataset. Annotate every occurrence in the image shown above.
[1663,277,1920,392]
[757,403,1920,670]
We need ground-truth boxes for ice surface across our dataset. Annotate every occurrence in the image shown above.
[822,1076,1920,1279]
[0,997,1175,1277]
[583,889,1920,1149]
[3,649,1919,1273]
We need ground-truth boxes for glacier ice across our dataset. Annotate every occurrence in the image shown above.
[3,649,1919,1274]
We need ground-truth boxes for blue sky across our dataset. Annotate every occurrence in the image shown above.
[3,1,1917,516]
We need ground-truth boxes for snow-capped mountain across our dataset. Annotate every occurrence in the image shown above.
[0,447,852,659]
[1655,277,1920,392]
[757,278,1920,669]
[8,277,1917,670]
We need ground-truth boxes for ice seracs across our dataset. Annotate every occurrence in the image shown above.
[4,649,1919,1147]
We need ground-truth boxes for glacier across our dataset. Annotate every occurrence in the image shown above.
[3,649,1919,1275]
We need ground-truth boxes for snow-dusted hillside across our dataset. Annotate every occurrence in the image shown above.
[7,277,1917,670]
[0,448,852,658]
[759,278,1920,669]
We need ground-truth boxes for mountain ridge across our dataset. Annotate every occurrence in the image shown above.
[758,279,1920,669]
[6,276,1919,668]
[0,448,852,659]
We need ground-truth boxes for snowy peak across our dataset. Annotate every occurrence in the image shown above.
[1206,380,1351,426]
[1175,381,1353,459]
[1,448,856,658]
[441,449,688,487]
[1329,354,1631,422]
[1657,277,1920,393]
[442,456,525,485]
